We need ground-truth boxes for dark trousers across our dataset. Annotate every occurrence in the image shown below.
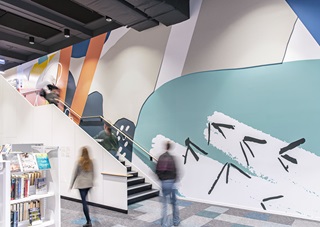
[79,188,91,223]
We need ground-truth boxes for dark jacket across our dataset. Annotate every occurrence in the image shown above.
[156,152,177,181]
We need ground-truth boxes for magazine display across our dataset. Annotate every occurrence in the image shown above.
[0,144,12,155]
[6,153,22,172]
[18,153,39,172]
[34,153,51,170]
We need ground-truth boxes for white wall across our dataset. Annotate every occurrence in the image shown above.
[0,75,128,211]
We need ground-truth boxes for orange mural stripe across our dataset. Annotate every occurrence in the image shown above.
[57,46,72,110]
[70,33,107,124]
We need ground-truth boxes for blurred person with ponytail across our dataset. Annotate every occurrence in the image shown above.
[70,146,95,227]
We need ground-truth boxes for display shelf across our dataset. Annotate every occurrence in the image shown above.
[0,161,10,227]
[16,219,54,227]
[1,144,60,227]
[10,192,55,205]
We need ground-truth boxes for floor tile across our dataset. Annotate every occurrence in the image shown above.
[179,215,213,227]
[216,213,291,227]
[291,219,320,227]
[244,211,270,221]
[205,205,229,213]
[196,210,221,219]
[60,198,320,227]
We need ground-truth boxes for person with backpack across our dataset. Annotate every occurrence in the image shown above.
[156,141,180,227]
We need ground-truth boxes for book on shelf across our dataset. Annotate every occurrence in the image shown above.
[28,171,42,196]
[10,172,42,199]
[34,153,51,170]
[11,210,18,227]
[15,176,21,200]
[28,207,42,226]
[11,176,16,200]
[18,153,39,172]
[6,153,22,172]
[35,177,47,195]
[10,200,41,220]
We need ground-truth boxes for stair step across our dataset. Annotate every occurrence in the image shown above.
[127,183,152,195]
[80,117,103,126]
[125,165,132,172]
[128,189,159,205]
[127,176,145,186]
[127,171,138,178]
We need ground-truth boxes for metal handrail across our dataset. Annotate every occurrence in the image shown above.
[17,88,157,162]
[58,100,157,162]
[57,99,82,120]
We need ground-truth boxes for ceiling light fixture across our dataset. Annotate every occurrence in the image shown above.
[29,36,35,45]
[64,28,70,38]
[105,16,112,22]
[0,59,5,65]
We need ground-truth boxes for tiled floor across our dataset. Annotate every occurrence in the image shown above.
[61,197,320,227]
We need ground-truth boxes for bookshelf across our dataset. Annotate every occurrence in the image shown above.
[0,144,60,227]
[0,161,10,227]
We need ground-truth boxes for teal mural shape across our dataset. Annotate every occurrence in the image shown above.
[134,59,320,166]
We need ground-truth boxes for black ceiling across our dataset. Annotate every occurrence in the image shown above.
[0,0,190,72]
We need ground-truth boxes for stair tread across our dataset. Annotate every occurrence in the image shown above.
[127,171,138,174]
[128,189,159,200]
[128,182,151,190]
[127,176,144,182]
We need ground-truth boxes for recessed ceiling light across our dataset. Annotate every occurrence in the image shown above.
[105,16,112,22]
[64,28,70,38]
[29,37,35,45]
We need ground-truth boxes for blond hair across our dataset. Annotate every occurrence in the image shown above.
[79,146,93,171]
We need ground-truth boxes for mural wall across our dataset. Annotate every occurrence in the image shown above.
[134,60,320,219]
[4,0,320,220]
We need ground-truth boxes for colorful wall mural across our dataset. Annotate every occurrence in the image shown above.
[4,0,320,220]
[134,60,320,219]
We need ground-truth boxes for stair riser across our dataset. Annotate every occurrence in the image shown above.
[128,185,152,195]
[128,191,159,205]
[127,178,145,186]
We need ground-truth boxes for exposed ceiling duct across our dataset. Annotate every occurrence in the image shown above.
[0,0,190,72]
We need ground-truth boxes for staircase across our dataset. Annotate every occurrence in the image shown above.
[79,117,159,204]
[123,161,159,204]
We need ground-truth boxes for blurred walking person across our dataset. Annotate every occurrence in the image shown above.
[156,141,180,227]
[70,146,95,227]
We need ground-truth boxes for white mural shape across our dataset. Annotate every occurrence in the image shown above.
[205,112,320,218]
[35,61,62,89]
[149,111,320,220]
